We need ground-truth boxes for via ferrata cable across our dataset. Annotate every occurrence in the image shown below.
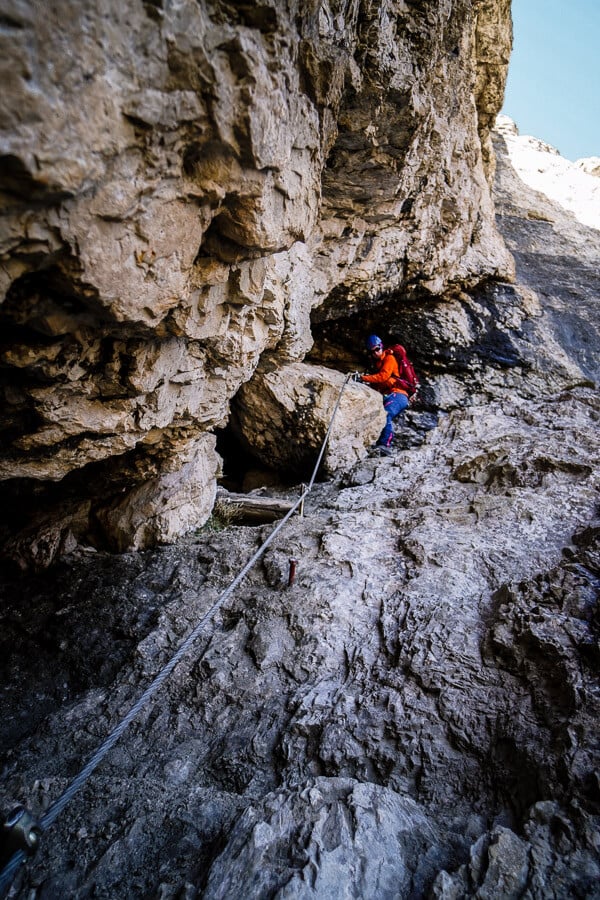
[0,373,353,896]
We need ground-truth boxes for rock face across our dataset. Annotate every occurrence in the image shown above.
[1,388,598,898]
[1,4,600,900]
[492,116,600,387]
[0,0,513,565]
[494,116,600,233]
[309,115,599,415]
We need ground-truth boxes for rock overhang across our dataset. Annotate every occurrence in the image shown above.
[1,0,516,567]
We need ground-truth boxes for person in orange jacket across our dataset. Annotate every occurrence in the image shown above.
[357,334,409,454]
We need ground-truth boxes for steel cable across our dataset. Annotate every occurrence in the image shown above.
[0,373,352,896]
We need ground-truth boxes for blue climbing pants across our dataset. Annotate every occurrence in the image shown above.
[378,392,409,447]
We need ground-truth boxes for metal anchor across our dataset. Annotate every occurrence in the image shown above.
[1,806,41,863]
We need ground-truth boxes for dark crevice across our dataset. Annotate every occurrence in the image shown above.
[215,422,296,495]
[0,154,73,204]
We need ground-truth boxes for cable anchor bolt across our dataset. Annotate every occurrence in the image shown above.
[287,558,298,587]
[1,806,42,860]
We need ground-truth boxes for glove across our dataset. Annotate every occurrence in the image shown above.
[351,372,363,383]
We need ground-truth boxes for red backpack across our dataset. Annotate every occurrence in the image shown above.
[389,344,419,402]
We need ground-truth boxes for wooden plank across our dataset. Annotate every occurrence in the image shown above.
[215,488,295,523]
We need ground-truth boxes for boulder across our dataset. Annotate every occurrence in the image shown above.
[233,363,386,476]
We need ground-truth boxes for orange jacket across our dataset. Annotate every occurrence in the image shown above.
[361,349,407,395]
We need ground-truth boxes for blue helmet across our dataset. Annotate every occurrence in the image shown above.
[366,334,383,351]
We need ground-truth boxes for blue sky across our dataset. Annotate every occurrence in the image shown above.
[501,0,600,161]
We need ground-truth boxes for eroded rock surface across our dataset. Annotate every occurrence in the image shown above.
[0,0,513,564]
[492,117,600,388]
[310,115,599,416]
[1,3,599,898]
[1,388,598,898]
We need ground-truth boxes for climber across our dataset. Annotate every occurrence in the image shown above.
[355,334,412,455]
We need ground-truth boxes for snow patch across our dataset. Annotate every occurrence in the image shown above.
[495,115,600,231]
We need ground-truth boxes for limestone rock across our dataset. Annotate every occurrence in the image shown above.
[492,116,600,386]
[312,0,514,313]
[232,362,386,477]
[433,804,600,899]
[203,778,443,900]
[94,434,220,552]
[494,116,600,230]
[311,112,599,414]
[1,388,598,897]
[0,0,513,560]
[2,4,600,897]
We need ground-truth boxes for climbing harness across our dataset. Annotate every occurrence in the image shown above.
[0,373,354,896]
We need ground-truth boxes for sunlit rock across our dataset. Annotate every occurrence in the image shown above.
[495,115,600,230]
[0,0,513,557]
[232,362,386,476]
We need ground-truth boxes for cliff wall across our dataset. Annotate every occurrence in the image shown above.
[1,6,599,897]
[0,128,598,895]
[1,0,513,565]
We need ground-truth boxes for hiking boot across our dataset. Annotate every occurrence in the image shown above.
[369,445,393,457]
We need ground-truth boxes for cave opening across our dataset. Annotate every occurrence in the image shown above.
[212,423,310,527]
[215,423,275,494]
[214,422,314,496]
